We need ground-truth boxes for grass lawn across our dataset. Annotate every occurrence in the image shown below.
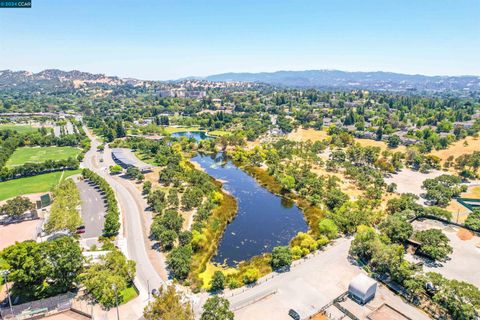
[164,126,205,134]
[6,146,81,168]
[120,285,138,304]
[0,170,81,201]
[0,124,39,134]
[208,130,229,137]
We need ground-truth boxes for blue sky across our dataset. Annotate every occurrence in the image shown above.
[0,0,479,79]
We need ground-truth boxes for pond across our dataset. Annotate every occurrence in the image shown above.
[171,131,210,141]
[191,153,308,266]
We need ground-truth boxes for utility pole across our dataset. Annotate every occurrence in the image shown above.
[1,270,14,318]
[147,280,150,301]
[112,284,120,320]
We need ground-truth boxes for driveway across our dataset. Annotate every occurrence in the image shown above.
[76,179,106,239]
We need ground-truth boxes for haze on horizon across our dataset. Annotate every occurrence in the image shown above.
[0,0,479,80]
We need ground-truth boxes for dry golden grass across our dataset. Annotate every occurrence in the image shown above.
[287,128,329,142]
[355,138,407,153]
[461,186,480,199]
[430,136,480,162]
[446,199,470,223]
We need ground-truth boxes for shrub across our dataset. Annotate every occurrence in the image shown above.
[318,218,338,239]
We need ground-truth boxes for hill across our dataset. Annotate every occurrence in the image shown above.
[203,70,480,92]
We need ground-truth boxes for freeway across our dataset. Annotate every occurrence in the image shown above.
[81,127,165,318]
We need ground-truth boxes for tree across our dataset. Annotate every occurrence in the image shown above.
[379,214,413,243]
[0,196,34,217]
[209,271,226,292]
[318,218,338,239]
[143,181,152,195]
[166,245,192,280]
[271,246,292,270]
[465,209,480,230]
[413,229,452,261]
[144,285,194,320]
[1,237,83,298]
[81,250,136,308]
[242,267,260,284]
[387,135,401,148]
[201,296,234,320]
[426,272,480,320]
[44,179,82,234]
[158,230,177,251]
[422,174,466,207]
[279,174,295,191]
[109,165,122,175]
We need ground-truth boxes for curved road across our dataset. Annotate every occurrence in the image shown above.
[82,127,164,317]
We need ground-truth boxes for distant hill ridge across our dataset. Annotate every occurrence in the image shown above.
[1,68,479,92]
[199,69,480,91]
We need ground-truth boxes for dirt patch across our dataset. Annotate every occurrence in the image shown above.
[288,128,329,142]
[355,138,407,153]
[457,228,474,241]
[310,313,328,320]
[0,220,41,250]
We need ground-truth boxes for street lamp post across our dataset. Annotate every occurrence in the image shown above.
[112,284,120,320]
[1,270,14,318]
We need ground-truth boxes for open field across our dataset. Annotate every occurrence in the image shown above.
[355,138,407,153]
[287,128,329,142]
[430,136,480,162]
[164,126,205,134]
[287,128,407,153]
[0,170,81,201]
[0,124,40,134]
[6,146,81,168]
[208,130,229,136]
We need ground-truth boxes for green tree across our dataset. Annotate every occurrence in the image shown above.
[166,245,192,280]
[242,268,260,284]
[413,229,452,261]
[465,209,480,230]
[201,296,234,320]
[44,179,82,233]
[81,250,136,308]
[271,246,292,270]
[379,214,413,243]
[144,285,194,320]
[209,271,226,292]
[318,218,338,239]
[0,196,35,217]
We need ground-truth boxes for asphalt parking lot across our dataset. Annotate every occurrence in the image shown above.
[76,179,106,239]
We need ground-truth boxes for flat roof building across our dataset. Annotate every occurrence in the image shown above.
[111,148,153,172]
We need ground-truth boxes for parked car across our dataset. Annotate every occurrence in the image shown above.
[288,309,300,320]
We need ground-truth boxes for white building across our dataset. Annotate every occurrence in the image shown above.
[348,273,377,304]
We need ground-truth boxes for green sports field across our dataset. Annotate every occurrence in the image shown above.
[0,170,81,201]
[5,146,81,168]
[0,124,40,134]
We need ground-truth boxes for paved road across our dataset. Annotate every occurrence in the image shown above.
[76,179,106,239]
[82,127,165,319]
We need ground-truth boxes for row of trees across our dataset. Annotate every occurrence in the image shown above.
[82,168,120,236]
[44,179,82,234]
[0,157,79,182]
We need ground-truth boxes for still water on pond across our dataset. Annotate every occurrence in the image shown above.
[191,153,308,266]
[171,131,210,141]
